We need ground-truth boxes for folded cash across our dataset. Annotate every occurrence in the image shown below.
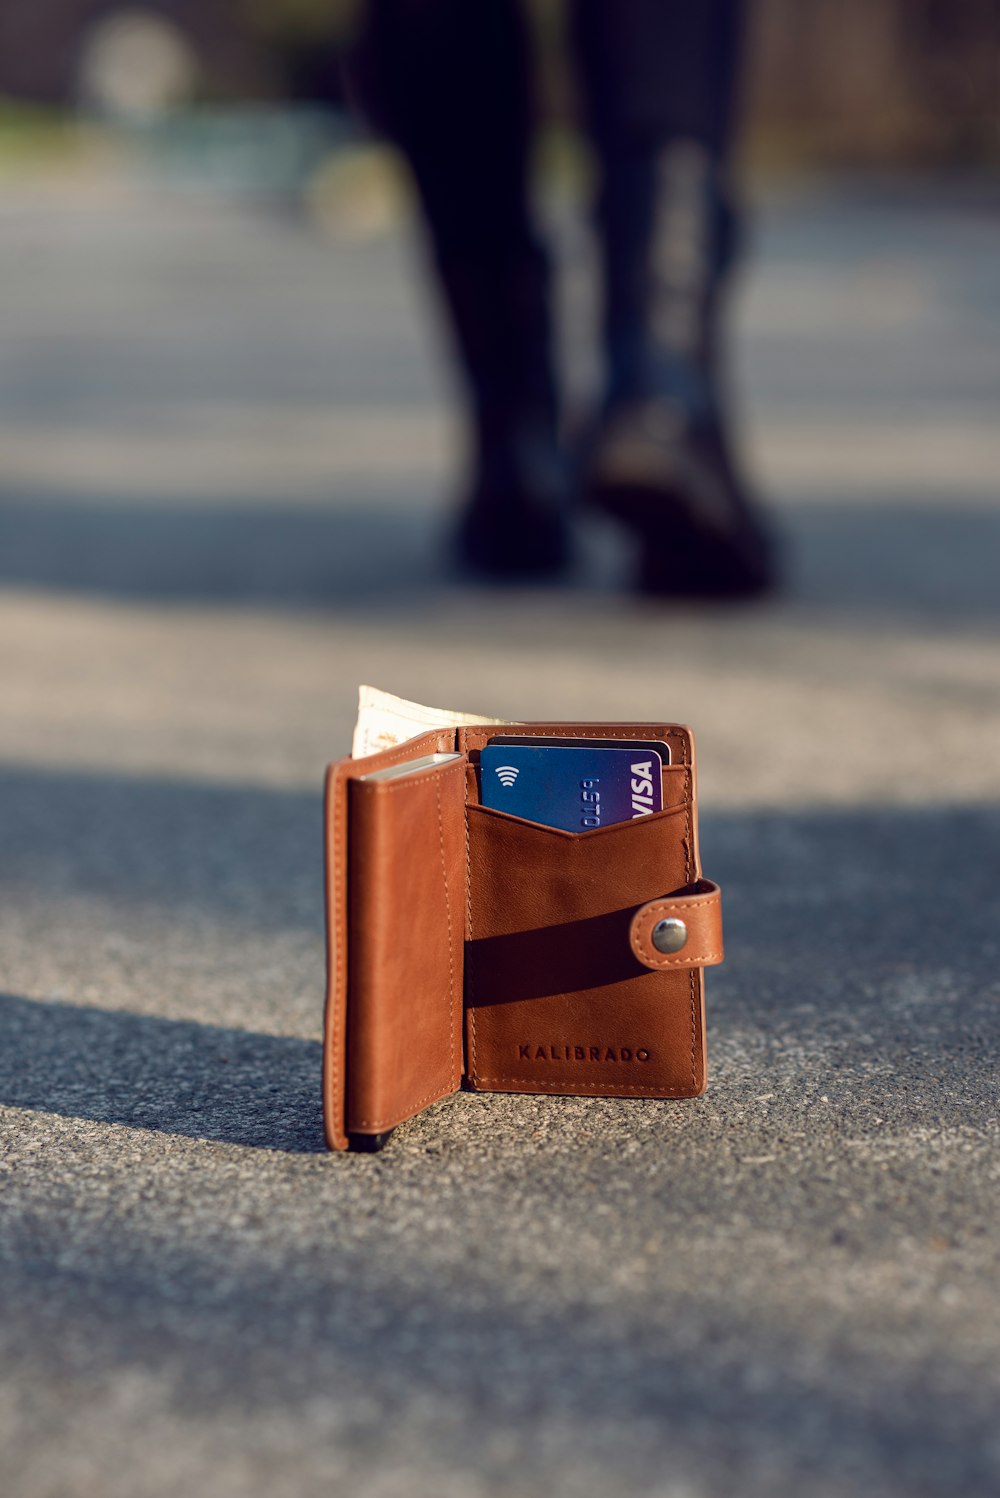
[352,685,507,759]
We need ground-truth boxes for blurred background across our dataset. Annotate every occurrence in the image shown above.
[3,1,1000,164]
[1,0,998,780]
[1,6,999,1498]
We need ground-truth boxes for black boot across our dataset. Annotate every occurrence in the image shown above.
[587,141,777,599]
[453,419,573,581]
[351,0,572,582]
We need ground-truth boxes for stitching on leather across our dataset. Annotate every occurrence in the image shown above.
[465,794,476,1081]
[349,733,452,776]
[470,1078,701,1095]
[633,930,722,965]
[639,893,719,915]
[683,766,698,1092]
[351,1082,455,1131]
[630,894,722,967]
[343,759,463,1137]
[354,774,454,797]
[645,943,722,963]
[641,950,723,969]
[463,726,688,754]
[468,800,689,841]
[330,769,345,1145]
[689,968,699,1091]
[435,774,457,1088]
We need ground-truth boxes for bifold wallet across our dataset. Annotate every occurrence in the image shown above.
[323,721,724,1151]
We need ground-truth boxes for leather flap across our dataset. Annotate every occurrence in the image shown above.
[323,728,460,1151]
[629,880,723,971]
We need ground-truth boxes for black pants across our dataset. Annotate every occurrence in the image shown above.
[355,0,746,435]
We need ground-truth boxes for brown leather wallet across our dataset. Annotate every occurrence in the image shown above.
[323,721,723,1151]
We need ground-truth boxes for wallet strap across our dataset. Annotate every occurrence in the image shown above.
[629,880,723,971]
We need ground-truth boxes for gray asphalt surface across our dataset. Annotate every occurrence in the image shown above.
[1,166,999,1498]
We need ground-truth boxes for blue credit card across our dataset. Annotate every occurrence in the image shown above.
[480,744,663,832]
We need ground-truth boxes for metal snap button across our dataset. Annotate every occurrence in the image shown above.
[651,917,688,954]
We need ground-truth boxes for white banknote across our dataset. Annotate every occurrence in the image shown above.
[352,685,507,759]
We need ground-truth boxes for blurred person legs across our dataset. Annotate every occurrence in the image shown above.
[355,0,571,579]
[355,0,775,596]
[574,0,777,597]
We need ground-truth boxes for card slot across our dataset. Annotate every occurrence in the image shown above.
[465,760,692,816]
[464,798,689,840]
[464,796,705,1099]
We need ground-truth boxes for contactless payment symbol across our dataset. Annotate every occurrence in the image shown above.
[480,741,663,832]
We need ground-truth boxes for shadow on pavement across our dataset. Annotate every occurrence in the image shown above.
[0,490,441,610]
[791,496,1000,622]
[1,760,997,1149]
[0,764,320,935]
[0,993,324,1152]
[3,485,1000,623]
[0,1191,995,1497]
